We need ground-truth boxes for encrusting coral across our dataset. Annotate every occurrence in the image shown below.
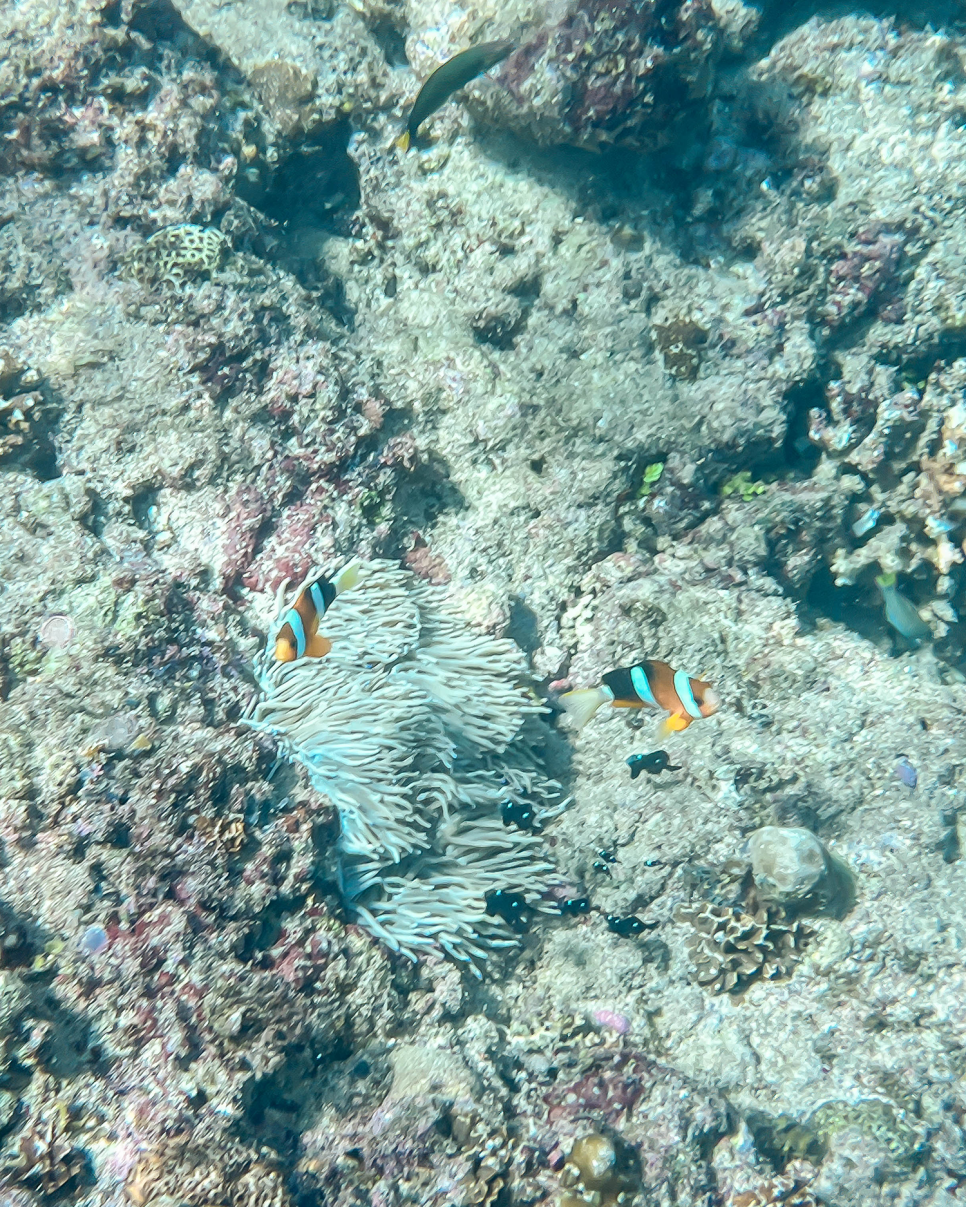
[246,559,565,968]
[676,901,811,993]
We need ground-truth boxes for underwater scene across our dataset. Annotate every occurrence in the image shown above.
[3,0,966,1202]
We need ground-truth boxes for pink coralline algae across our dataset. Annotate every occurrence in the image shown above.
[404,532,452,584]
[473,0,722,152]
[220,483,269,590]
[545,1053,648,1126]
[592,1008,631,1035]
[821,228,904,329]
[242,481,337,593]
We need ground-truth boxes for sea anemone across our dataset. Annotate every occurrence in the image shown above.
[245,560,564,969]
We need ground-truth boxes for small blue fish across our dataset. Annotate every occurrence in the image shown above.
[875,573,931,643]
[895,757,917,788]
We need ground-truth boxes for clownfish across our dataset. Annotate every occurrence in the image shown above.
[560,661,719,738]
[273,562,362,663]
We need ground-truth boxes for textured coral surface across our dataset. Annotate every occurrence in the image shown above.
[3,0,966,1203]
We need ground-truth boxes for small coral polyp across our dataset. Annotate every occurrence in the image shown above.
[245,559,564,969]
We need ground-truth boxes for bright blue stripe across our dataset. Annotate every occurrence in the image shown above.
[309,582,326,615]
[630,664,657,706]
[674,670,702,719]
[285,609,307,658]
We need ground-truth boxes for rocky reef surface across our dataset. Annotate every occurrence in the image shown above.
[2,0,966,1203]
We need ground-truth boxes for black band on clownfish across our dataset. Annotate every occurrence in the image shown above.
[273,561,363,663]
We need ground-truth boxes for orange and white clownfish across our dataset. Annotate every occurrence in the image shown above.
[273,562,362,663]
[560,661,719,738]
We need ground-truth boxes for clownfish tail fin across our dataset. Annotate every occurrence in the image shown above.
[559,687,611,731]
[395,130,411,152]
[334,559,363,595]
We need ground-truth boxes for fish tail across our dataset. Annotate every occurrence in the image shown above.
[629,765,642,780]
[395,130,411,152]
[560,687,611,731]
[334,559,363,594]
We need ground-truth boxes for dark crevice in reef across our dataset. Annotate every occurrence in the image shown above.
[781,380,825,478]
[237,119,361,324]
[369,18,410,68]
[897,330,966,385]
[390,453,467,532]
[124,0,222,62]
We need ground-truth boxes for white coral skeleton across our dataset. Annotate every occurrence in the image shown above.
[244,559,564,970]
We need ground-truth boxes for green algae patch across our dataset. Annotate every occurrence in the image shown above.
[721,471,767,501]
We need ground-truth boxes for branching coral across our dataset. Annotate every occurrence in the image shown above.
[810,358,966,591]
[245,560,564,969]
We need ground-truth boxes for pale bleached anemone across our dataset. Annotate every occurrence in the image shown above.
[244,559,565,970]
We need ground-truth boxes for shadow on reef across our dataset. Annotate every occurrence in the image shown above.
[237,118,361,323]
[803,564,966,674]
[753,0,966,55]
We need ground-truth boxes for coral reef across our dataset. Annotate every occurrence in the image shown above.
[470,0,724,153]
[677,901,811,993]
[4,0,966,1199]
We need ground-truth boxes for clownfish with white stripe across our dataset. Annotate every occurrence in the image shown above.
[560,661,719,738]
[273,562,362,663]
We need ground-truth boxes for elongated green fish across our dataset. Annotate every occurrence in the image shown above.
[875,572,932,643]
[397,40,514,151]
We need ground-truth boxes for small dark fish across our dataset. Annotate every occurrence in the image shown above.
[556,896,590,916]
[627,750,681,779]
[593,849,616,876]
[396,40,514,151]
[606,914,656,938]
[485,889,532,933]
[501,800,537,830]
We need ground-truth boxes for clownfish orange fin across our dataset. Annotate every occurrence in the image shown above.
[305,634,333,659]
[658,712,691,739]
[274,638,297,663]
[560,687,611,731]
